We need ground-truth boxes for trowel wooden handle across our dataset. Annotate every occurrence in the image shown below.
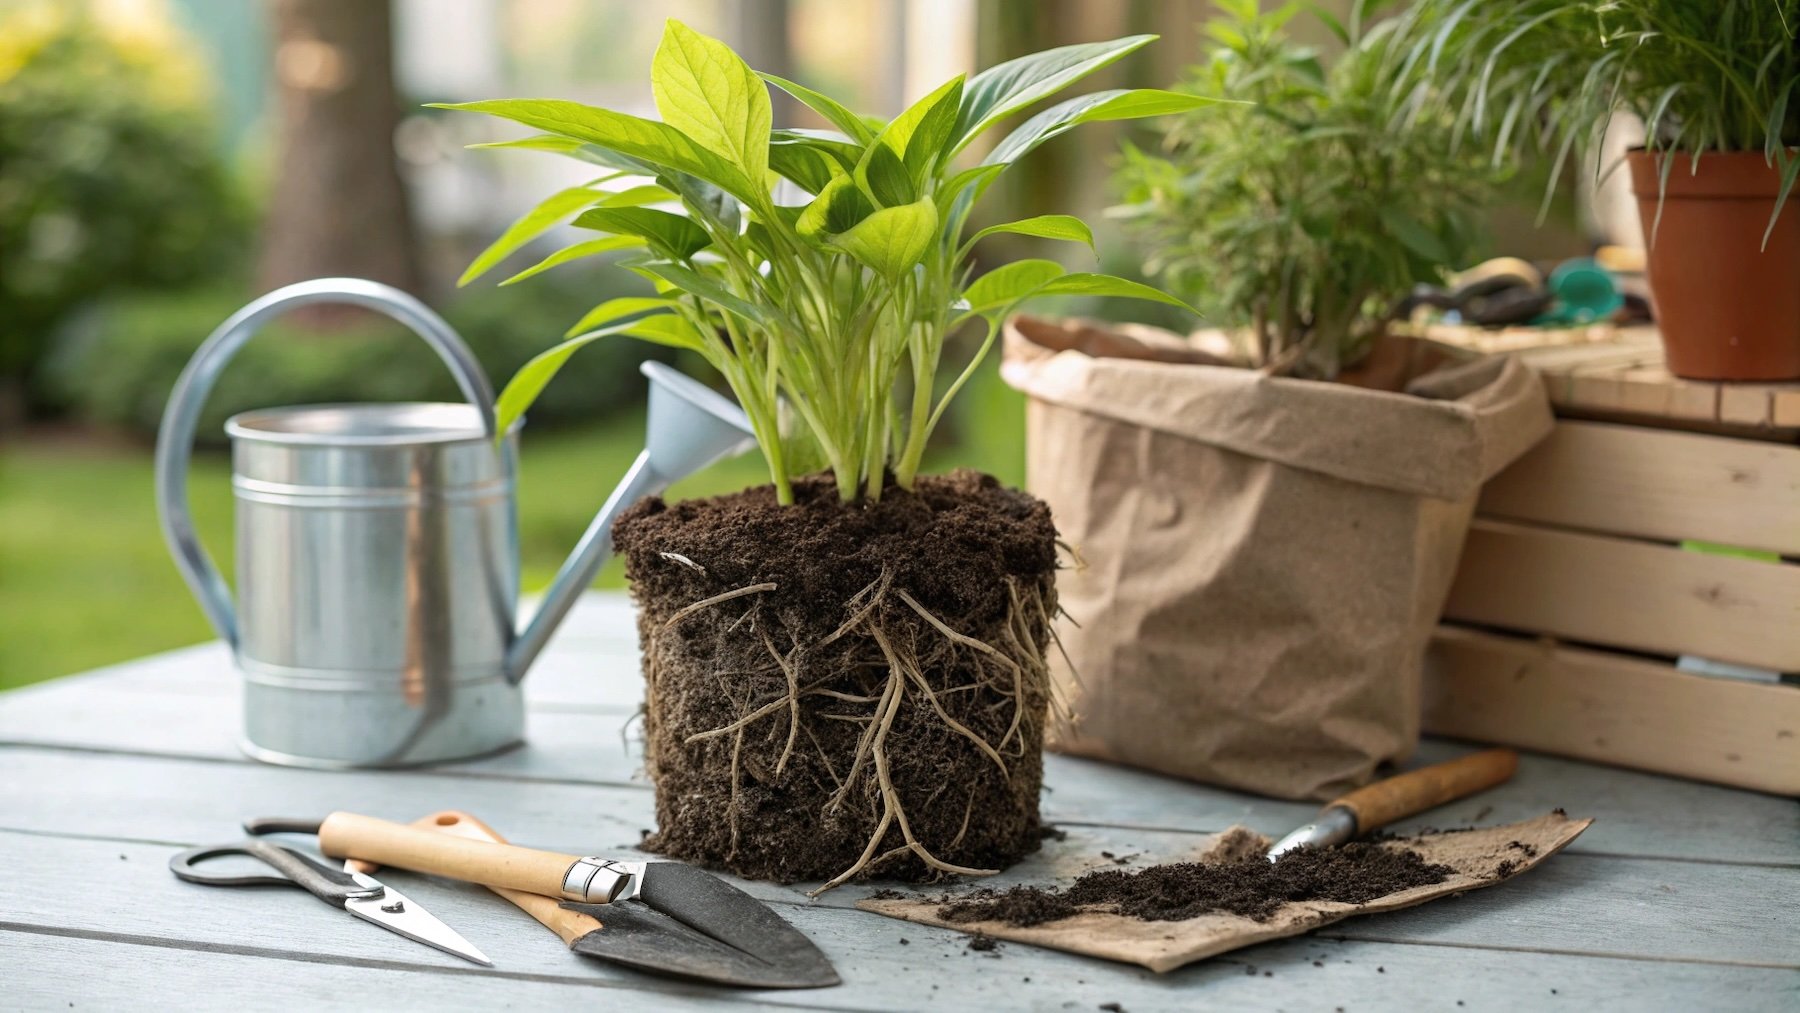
[347,812,601,945]
[427,811,602,945]
[319,811,582,899]
[1331,748,1518,833]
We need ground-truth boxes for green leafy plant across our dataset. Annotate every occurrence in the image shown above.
[441,20,1206,503]
[1400,0,1800,242]
[1112,0,1505,379]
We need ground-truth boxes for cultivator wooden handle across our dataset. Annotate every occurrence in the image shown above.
[318,811,633,904]
[1332,748,1519,833]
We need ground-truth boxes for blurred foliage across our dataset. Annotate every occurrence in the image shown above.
[0,354,1024,689]
[44,267,672,441]
[0,1,250,406]
[1112,0,1509,379]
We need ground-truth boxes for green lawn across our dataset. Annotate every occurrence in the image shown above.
[0,360,1023,689]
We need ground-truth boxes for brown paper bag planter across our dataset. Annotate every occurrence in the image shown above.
[1002,316,1552,800]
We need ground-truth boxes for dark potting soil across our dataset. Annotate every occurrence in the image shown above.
[937,843,1455,926]
[615,470,1059,884]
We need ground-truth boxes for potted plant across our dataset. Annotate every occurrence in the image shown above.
[442,20,1205,888]
[1412,0,1800,380]
[1001,1,1553,800]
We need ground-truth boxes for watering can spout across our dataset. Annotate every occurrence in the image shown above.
[505,361,758,682]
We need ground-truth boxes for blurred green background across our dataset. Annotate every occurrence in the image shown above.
[0,0,1581,689]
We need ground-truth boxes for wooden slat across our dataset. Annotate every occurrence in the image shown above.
[1477,421,1800,554]
[17,906,1799,1012]
[1425,626,1800,795]
[1444,520,1800,671]
[6,827,1799,974]
[9,673,1800,866]
[2,933,806,1013]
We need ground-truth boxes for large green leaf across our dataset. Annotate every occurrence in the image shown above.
[771,128,863,169]
[651,20,771,185]
[500,235,643,286]
[619,313,710,351]
[655,170,741,235]
[830,196,938,280]
[496,320,661,435]
[769,131,858,195]
[983,89,1220,167]
[458,183,606,286]
[572,207,711,261]
[953,35,1158,151]
[1031,273,1196,313]
[430,99,762,205]
[854,141,916,207]
[962,214,1094,253]
[796,174,873,240]
[564,296,682,337]
[962,258,1067,315]
[759,72,878,145]
[630,260,777,327]
[595,184,675,208]
[868,76,962,187]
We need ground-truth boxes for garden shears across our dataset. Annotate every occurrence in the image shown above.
[168,835,492,965]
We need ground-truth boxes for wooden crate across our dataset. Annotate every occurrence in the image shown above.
[1421,329,1800,796]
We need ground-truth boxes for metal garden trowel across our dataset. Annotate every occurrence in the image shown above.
[269,811,839,990]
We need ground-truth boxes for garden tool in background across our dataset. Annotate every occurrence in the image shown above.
[1395,257,1550,326]
[1267,747,1519,858]
[249,812,840,989]
[155,278,757,768]
[1396,256,1629,327]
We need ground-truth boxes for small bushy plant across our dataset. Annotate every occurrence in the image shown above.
[445,20,1206,503]
[1112,1,1505,379]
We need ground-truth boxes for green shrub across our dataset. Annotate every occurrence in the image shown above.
[46,270,669,443]
[0,4,249,409]
[1112,0,1507,379]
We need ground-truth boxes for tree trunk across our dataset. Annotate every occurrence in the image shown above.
[257,0,421,311]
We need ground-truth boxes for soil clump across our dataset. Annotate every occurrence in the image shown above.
[937,842,1454,926]
[615,470,1059,888]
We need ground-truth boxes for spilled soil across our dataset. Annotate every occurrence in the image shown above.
[615,470,1059,885]
[937,842,1455,926]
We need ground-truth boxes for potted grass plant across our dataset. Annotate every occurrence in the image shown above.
[1001,0,1553,800]
[1409,0,1800,380]
[442,20,1205,888]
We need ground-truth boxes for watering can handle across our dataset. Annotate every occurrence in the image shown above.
[153,278,497,649]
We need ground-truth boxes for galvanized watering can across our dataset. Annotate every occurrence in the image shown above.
[155,278,756,768]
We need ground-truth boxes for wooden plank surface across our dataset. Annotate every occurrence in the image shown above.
[3,592,1797,1010]
[7,656,1799,866]
[15,924,1796,1013]
[1428,322,1800,431]
[1477,421,1800,555]
[1444,519,1800,671]
[1425,625,1800,795]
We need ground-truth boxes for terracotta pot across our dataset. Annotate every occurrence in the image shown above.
[1627,150,1800,381]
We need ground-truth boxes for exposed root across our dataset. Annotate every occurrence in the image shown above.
[662,582,777,630]
[874,625,1008,778]
[672,575,1054,895]
[763,628,801,777]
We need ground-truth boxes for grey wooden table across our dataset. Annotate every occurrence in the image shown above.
[2,593,1795,1011]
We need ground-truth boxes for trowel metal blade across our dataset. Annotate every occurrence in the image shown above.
[562,897,841,990]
